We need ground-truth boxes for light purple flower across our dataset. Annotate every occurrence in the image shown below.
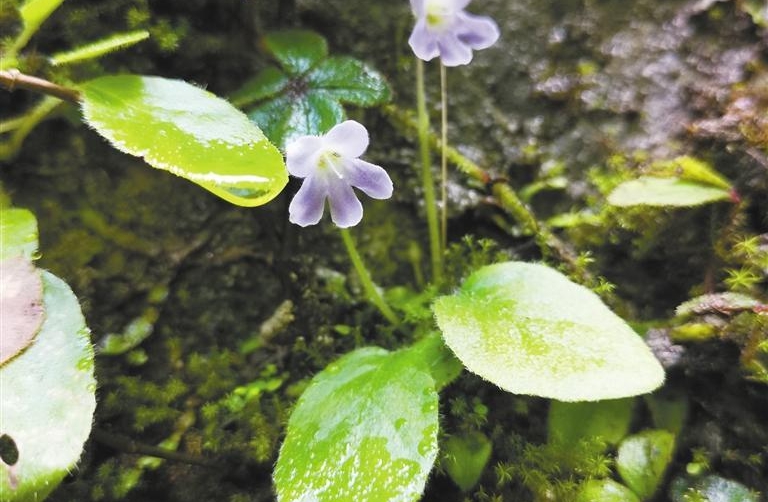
[408,0,500,67]
[286,120,393,228]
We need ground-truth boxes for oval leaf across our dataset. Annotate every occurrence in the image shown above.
[80,75,288,207]
[307,56,391,106]
[616,430,676,500]
[671,475,760,502]
[274,347,439,502]
[249,91,344,149]
[432,262,665,401]
[262,30,328,75]
[607,177,731,207]
[0,257,44,365]
[0,271,96,501]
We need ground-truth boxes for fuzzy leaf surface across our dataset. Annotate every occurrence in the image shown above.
[0,272,96,501]
[274,347,438,502]
[433,262,665,401]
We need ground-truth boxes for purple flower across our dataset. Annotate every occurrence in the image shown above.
[408,0,500,67]
[287,120,393,228]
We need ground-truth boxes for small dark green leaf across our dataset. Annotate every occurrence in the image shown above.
[80,75,287,207]
[607,177,731,207]
[308,56,391,106]
[0,271,96,501]
[263,30,328,75]
[238,30,391,149]
[249,91,344,149]
[274,346,438,501]
[230,67,290,108]
[616,430,676,500]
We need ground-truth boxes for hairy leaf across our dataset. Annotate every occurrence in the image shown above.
[274,347,438,502]
[433,262,665,401]
[0,271,96,501]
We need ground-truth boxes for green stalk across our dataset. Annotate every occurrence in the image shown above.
[339,228,399,325]
[415,59,442,284]
[440,62,448,253]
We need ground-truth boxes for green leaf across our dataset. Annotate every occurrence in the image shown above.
[248,91,344,149]
[0,208,38,260]
[0,257,44,365]
[230,67,290,108]
[548,399,634,447]
[262,30,328,75]
[442,432,492,491]
[675,292,761,318]
[670,475,760,502]
[307,57,391,106]
[50,30,150,66]
[0,271,96,501]
[607,177,732,207]
[236,30,391,149]
[645,394,688,435]
[274,346,439,502]
[18,0,65,29]
[576,479,641,502]
[616,430,676,500]
[80,75,287,207]
[664,156,731,190]
[432,262,665,401]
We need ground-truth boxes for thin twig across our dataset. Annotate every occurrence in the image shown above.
[0,69,81,103]
[91,429,216,468]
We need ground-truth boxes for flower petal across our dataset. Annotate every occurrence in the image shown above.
[408,19,440,62]
[410,0,426,17]
[323,120,369,158]
[449,0,472,11]
[327,182,363,228]
[346,159,393,200]
[286,135,323,177]
[289,176,328,227]
[456,12,500,49]
[437,33,473,66]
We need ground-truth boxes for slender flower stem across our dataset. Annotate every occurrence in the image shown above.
[440,63,448,253]
[415,60,443,284]
[339,228,399,325]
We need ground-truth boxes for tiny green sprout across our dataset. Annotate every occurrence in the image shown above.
[593,276,617,296]
[494,461,515,486]
[724,267,762,292]
[733,236,761,258]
